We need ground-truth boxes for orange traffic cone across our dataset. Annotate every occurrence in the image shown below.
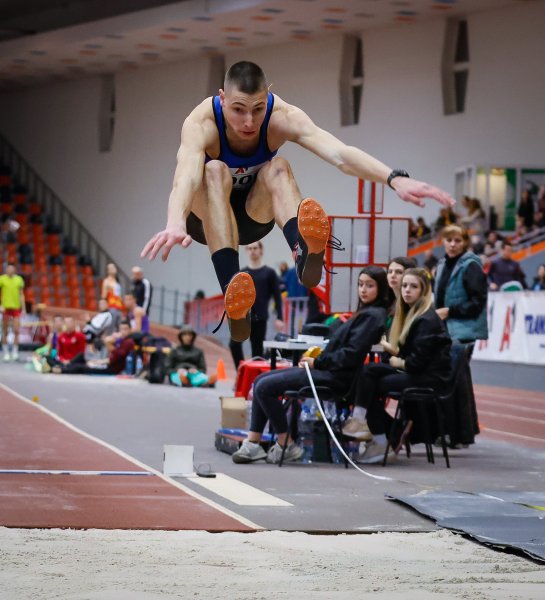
[216,358,227,381]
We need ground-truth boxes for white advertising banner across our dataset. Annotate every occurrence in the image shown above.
[472,291,545,365]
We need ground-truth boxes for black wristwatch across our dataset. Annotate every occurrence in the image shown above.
[387,169,410,189]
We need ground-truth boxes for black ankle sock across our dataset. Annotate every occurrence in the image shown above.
[211,248,240,293]
[282,217,299,251]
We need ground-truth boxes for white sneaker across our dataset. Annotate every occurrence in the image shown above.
[3,353,11,362]
[342,417,373,441]
[232,440,267,464]
[12,351,19,361]
[266,442,304,464]
[356,440,396,465]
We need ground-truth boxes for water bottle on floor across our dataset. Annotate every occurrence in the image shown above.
[298,398,318,464]
[125,354,134,375]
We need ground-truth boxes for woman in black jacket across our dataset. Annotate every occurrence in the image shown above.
[231,265,388,465]
[356,268,452,464]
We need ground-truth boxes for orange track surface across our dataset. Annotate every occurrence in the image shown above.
[0,387,254,531]
[474,384,545,450]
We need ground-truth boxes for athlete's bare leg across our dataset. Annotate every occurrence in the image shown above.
[12,317,20,347]
[191,160,255,342]
[244,156,302,228]
[246,156,330,288]
[191,156,301,249]
[191,160,238,252]
[1,316,8,347]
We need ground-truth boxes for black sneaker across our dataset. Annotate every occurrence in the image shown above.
[295,198,330,288]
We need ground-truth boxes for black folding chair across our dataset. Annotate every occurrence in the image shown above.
[382,343,471,468]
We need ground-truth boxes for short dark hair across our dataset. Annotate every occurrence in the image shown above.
[225,61,267,95]
[501,241,513,249]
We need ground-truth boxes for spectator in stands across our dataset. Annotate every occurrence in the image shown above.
[32,314,64,371]
[422,249,439,281]
[434,225,488,345]
[414,217,431,239]
[165,324,217,388]
[82,299,115,343]
[0,213,20,244]
[101,263,123,330]
[53,320,135,375]
[0,262,26,361]
[231,265,388,465]
[536,186,545,227]
[531,264,545,291]
[479,253,491,275]
[470,234,484,255]
[355,268,451,464]
[488,241,528,290]
[229,242,284,368]
[385,257,417,328]
[131,266,153,316]
[517,190,535,231]
[278,260,289,294]
[123,293,150,334]
[485,230,503,253]
[282,264,309,337]
[53,317,86,367]
[283,265,308,298]
[460,198,486,239]
[434,207,457,232]
[341,257,415,443]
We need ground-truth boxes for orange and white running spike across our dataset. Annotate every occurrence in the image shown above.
[224,272,256,342]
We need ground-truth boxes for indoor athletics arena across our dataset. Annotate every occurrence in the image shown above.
[1,1,545,598]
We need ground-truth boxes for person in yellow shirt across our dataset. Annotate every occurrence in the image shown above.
[0,263,26,361]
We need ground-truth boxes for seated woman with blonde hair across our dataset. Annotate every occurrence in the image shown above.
[354,268,452,464]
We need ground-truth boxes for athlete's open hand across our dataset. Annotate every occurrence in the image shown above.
[141,223,192,262]
[391,177,455,209]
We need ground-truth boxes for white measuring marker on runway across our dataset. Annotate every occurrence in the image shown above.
[188,473,292,507]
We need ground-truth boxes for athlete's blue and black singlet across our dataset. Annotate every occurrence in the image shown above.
[206,92,277,192]
[187,92,278,245]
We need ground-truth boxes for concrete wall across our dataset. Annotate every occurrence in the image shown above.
[0,1,544,299]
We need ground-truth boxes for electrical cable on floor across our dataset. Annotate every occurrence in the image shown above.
[303,362,445,490]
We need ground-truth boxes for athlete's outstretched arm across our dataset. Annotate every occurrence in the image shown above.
[141,118,206,261]
[283,105,455,208]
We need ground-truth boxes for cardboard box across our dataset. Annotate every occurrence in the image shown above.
[219,396,247,429]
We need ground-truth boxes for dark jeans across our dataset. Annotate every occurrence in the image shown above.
[249,366,339,435]
[230,319,268,368]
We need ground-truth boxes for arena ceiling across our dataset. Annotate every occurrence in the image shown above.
[0,0,536,91]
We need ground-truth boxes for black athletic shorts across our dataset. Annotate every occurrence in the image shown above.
[186,188,275,246]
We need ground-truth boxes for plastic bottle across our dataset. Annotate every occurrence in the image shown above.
[298,398,317,463]
[135,355,143,375]
[125,354,134,375]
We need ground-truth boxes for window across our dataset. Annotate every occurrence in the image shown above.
[442,18,469,115]
[340,35,364,126]
[98,75,115,153]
